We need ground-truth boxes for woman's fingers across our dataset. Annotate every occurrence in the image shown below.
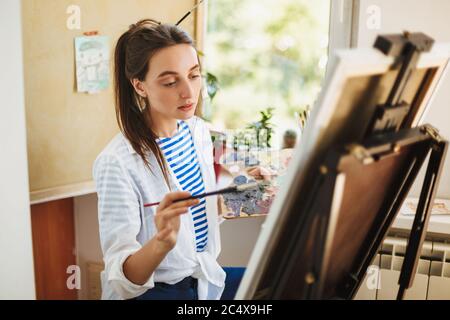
[160,207,189,222]
[247,168,263,179]
[158,191,191,210]
[167,198,199,210]
[155,208,189,243]
[260,166,276,176]
[261,167,277,181]
[247,166,277,181]
[246,167,258,175]
[153,192,197,247]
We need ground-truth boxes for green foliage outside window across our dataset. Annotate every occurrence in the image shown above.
[205,0,330,143]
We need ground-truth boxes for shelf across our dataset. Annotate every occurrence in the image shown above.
[30,180,96,205]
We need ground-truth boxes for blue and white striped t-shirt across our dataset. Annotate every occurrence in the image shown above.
[156,121,208,252]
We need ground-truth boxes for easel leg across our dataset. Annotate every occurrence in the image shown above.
[397,140,448,300]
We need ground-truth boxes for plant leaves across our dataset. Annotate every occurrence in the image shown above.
[206,72,219,101]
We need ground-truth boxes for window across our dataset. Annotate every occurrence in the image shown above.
[204,0,331,148]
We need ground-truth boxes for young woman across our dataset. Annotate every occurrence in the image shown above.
[93,19,247,300]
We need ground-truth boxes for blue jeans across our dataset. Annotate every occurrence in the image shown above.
[220,267,246,300]
[133,276,198,300]
[132,267,246,300]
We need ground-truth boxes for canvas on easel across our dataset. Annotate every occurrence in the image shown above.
[236,33,450,300]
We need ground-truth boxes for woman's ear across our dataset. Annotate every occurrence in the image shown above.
[130,78,147,98]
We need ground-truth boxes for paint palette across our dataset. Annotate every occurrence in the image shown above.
[218,148,293,219]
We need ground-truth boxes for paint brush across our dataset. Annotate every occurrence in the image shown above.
[175,0,205,26]
[143,181,264,208]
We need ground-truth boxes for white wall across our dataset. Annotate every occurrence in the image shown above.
[354,0,450,198]
[0,0,36,299]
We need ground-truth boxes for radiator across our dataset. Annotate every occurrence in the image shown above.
[355,235,450,300]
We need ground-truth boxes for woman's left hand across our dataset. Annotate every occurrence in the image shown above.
[246,166,277,181]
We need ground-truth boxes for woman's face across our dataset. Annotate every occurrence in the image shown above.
[133,44,202,120]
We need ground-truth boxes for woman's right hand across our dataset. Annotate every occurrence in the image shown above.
[154,191,199,252]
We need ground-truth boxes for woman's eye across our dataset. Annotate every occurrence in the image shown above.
[163,81,177,87]
[190,74,201,79]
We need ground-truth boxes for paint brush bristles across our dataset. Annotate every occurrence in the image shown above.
[235,182,259,191]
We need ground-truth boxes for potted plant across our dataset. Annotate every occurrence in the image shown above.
[247,107,275,149]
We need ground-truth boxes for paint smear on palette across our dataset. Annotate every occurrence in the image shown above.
[219,148,293,219]
[220,175,277,218]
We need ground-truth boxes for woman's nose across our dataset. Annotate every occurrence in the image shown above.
[179,79,193,99]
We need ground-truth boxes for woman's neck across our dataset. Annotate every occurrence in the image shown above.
[147,108,178,138]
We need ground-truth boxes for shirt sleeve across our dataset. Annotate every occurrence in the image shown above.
[93,153,155,300]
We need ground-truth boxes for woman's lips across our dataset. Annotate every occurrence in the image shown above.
[178,103,193,112]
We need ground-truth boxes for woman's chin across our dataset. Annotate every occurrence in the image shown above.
[176,106,196,119]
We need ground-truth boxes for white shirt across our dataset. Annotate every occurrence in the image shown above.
[92,116,226,300]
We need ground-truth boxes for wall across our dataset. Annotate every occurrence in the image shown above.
[22,0,196,196]
[0,0,36,299]
[74,194,102,299]
[354,0,450,198]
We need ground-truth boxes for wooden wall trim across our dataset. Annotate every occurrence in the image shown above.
[30,180,96,205]
[31,198,77,300]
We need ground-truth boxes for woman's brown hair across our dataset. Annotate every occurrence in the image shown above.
[114,19,200,189]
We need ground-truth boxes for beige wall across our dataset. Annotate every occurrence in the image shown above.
[22,0,196,193]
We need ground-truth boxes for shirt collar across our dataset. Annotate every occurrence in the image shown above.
[123,119,189,155]
[124,136,137,154]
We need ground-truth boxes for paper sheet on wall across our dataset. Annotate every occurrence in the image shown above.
[75,35,110,94]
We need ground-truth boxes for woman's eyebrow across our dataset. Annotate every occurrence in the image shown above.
[189,64,200,71]
[157,64,200,78]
